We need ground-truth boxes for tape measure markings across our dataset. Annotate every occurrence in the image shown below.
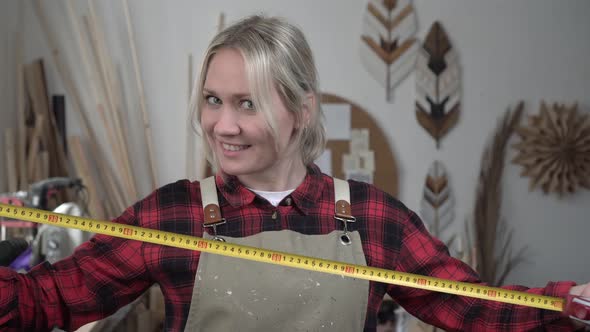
[0,203,564,311]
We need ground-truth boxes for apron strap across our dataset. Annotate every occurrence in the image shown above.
[333,178,356,245]
[200,176,226,240]
[333,177,353,220]
[199,176,355,243]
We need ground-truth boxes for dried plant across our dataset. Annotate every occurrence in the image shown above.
[473,101,527,286]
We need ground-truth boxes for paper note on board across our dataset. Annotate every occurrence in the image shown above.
[322,103,351,140]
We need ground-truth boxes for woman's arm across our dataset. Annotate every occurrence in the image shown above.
[0,206,152,332]
[390,210,576,331]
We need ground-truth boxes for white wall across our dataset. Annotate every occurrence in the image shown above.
[4,0,589,286]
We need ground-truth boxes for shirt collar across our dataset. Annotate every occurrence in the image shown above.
[215,164,326,215]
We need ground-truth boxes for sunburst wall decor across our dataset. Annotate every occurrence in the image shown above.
[512,101,590,196]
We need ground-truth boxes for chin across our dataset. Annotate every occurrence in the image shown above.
[218,163,255,177]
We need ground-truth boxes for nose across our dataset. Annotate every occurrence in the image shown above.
[214,107,241,136]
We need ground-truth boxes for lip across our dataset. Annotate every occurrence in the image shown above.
[218,141,251,157]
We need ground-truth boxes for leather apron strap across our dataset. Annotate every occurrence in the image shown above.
[333,178,356,246]
[201,176,225,240]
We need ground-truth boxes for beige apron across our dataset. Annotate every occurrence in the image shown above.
[184,178,370,331]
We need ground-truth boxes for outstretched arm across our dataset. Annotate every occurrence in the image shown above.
[390,211,577,331]
[0,206,152,332]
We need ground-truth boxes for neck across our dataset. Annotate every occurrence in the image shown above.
[238,159,307,191]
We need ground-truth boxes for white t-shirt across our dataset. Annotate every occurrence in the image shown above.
[248,188,295,207]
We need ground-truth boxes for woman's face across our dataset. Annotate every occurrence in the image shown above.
[200,48,300,182]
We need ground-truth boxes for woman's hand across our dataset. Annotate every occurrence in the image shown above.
[568,283,590,329]
[570,283,590,297]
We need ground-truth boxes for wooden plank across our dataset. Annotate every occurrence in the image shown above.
[123,0,158,189]
[68,136,106,220]
[52,95,67,153]
[15,7,28,189]
[4,129,18,192]
[186,53,196,180]
[33,0,127,215]
[85,5,137,200]
[26,115,45,181]
[24,60,69,177]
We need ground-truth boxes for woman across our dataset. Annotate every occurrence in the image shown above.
[1,14,588,332]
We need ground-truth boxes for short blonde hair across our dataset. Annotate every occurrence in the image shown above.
[189,15,326,169]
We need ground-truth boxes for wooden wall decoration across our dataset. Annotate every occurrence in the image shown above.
[512,101,590,196]
[420,160,454,242]
[415,21,461,149]
[360,0,419,102]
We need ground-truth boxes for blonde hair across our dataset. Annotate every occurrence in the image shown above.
[189,15,325,169]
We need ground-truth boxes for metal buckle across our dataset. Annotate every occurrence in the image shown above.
[335,215,356,246]
[203,219,226,242]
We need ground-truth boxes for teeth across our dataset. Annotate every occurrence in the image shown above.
[223,143,248,151]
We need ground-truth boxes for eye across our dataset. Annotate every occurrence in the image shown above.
[240,99,255,110]
[205,95,222,105]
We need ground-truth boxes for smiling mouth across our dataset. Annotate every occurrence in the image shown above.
[222,143,250,151]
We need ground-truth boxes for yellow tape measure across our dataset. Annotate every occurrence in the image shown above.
[0,203,564,312]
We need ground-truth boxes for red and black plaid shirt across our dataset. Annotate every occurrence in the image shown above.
[0,165,576,331]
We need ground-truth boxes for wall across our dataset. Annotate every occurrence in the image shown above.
[4,0,590,286]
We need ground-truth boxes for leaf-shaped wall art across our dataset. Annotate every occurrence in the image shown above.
[415,21,460,149]
[420,160,455,243]
[360,0,419,102]
[512,101,590,196]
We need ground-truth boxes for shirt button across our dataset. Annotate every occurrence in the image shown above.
[271,211,278,220]
[284,197,292,206]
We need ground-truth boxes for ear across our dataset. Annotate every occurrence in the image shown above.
[300,92,316,128]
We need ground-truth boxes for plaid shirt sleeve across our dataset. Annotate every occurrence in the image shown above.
[0,170,580,331]
[390,209,576,331]
[0,204,153,332]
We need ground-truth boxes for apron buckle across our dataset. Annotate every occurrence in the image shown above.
[335,215,356,246]
[203,219,227,242]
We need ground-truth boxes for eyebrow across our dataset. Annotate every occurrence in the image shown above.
[202,88,251,99]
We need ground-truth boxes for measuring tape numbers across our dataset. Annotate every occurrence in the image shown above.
[0,203,564,312]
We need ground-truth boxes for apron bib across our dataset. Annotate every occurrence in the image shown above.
[184,230,369,331]
[184,177,369,331]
